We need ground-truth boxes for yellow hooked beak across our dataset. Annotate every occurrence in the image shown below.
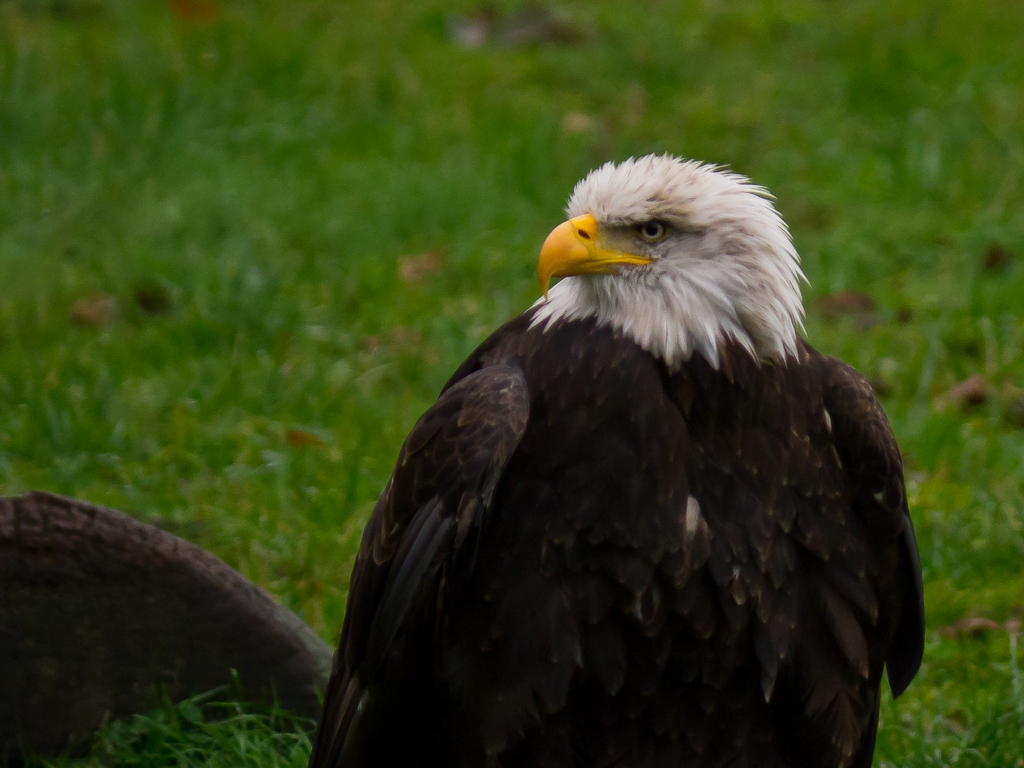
[537,214,653,298]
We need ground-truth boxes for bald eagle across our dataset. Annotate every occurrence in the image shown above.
[310,156,924,768]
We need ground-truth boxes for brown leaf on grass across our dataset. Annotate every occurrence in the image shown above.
[498,7,585,46]
[134,282,172,315]
[167,0,218,23]
[813,290,878,328]
[447,5,584,49]
[71,294,117,327]
[957,616,1001,635]
[934,374,989,411]
[939,616,1001,639]
[398,251,444,285]
[982,242,1014,272]
[814,290,876,318]
[286,429,327,448]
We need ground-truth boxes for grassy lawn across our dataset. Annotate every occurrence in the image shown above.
[3,0,1024,764]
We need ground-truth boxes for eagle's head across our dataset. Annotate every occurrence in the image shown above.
[533,155,805,368]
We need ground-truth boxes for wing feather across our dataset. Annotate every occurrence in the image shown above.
[309,364,530,768]
[818,354,925,697]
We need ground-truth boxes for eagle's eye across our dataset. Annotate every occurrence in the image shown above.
[637,221,668,242]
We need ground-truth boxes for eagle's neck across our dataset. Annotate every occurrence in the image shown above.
[530,267,802,369]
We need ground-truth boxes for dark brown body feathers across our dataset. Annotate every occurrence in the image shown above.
[311,311,924,768]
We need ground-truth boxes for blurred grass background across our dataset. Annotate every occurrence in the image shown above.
[2,0,1024,764]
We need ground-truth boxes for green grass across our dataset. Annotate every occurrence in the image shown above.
[3,0,1024,764]
[36,687,315,768]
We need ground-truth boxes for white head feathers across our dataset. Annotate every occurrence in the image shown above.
[531,155,806,368]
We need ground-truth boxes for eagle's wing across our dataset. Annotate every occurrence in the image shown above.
[795,355,924,768]
[309,364,530,768]
[820,356,924,697]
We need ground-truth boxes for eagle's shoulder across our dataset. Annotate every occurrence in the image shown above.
[806,344,904,505]
[440,310,539,393]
